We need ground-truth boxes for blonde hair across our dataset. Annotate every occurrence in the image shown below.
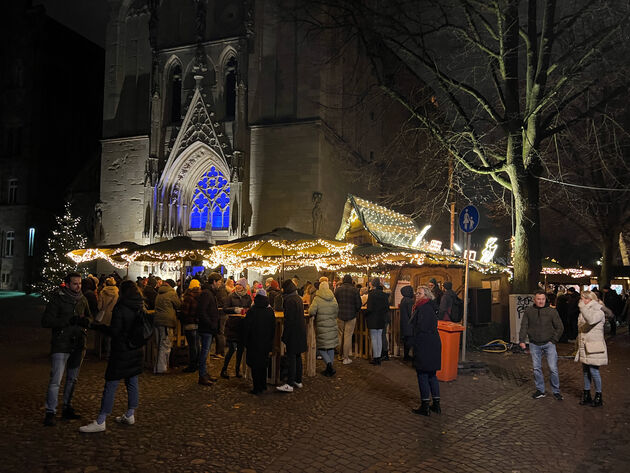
[416,286,435,300]
[319,276,329,283]
[580,290,598,302]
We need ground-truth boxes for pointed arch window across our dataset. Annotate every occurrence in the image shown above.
[189,166,230,231]
[225,57,237,120]
[167,64,182,124]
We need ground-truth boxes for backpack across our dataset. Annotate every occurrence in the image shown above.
[127,310,155,349]
[450,295,464,323]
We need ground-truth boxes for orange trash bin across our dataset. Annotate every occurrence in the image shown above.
[436,320,465,382]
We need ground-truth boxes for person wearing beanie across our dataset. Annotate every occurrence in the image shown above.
[244,288,276,394]
[143,277,158,310]
[266,279,283,312]
[277,279,307,392]
[196,273,222,385]
[309,281,339,377]
[153,278,182,374]
[220,277,253,378]
[179,279,202,372]
[365,278,390,365]
[334,275,362,365]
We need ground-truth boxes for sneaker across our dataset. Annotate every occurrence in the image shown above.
[532,390,546,399]
[276,384,294,393]
[553,392,563,401]
[292,382,303,389]
[115,413,135,425]
[79,420,106,433]
[61,406,81,420]
[342,358,352,365]
[43,412,56,427]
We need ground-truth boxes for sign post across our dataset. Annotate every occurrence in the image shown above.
[458,204,479,362]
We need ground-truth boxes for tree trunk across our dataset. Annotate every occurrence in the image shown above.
[511,174,542,294]
[598,229,619,287]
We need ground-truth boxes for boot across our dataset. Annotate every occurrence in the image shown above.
[592,392,603,407]
[370,357,381,365]
[327,362,336,376]
[579,390,592,406]
[235,370,242,378]
[43,412,56,427]
[220,368,230,379]
[62,406,81,420]
[198,375,214,386]
[429,398,441,414]
[412,400,431,416]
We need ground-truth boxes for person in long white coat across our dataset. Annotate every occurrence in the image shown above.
[575,291,608,407]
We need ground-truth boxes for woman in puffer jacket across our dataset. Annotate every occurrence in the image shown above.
[308,281,339,377]
[575,290,608,407]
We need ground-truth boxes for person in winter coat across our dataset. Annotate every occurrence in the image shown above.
[399,285,415,361]
[365,278,390,365]
[566,287,580,340]
[575,291,608,407]
[179,279,202,373]
[96,277,119,358]
[519,290,564,400]
[309,282,339,376]
[142,277,158,310]
[152,279,182,374]
[79,281,149,432]
[334,274,362,365]
[196,273,223,385]
[41,272,92,426]
[221,280,252,379]
[214,277,230,356]
[428,278,443,306]
[601,285,622,336]
[244,289,276,394]
[277,279,307,393]
[438,281,457,321]
[410,286,442,416]
[266,279,284,312]
[81,277,99,316]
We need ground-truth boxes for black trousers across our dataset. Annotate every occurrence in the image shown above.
[223,341,244,373]
[287,352,303,385]
[250,359,268,392]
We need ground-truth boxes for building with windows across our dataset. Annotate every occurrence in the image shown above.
[0,1,103,290]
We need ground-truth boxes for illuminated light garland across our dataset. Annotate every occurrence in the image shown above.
[540,267,592,278]
[67,248,129,269]
[121,249,213,263]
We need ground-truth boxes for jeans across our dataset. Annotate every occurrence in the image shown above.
[223,341,244,373]
[198,333,213,377]
[287,352,303,385]
[99,376,139,416]
[417,370,440,400]
[216,313,227,355]
[582,364,602,392]
[337,318,356,359]
[529,341,560,394]
[184,329,200,368]
[318,348,334,365]
[45,350,85,413]
[381,322,389,357]
[154,326,173,373]
[369,329,383,359]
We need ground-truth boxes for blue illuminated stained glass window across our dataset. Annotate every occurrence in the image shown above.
[190,166,230,230]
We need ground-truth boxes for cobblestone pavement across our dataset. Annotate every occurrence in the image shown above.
[1,294,629,473]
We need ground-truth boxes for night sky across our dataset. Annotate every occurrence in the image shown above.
[34,0,108,47]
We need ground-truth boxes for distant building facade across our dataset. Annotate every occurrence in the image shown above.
[0,2,104,290]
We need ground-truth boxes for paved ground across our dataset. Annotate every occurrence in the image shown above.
[1,293,629,473]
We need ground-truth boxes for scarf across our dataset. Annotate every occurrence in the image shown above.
[62,285,84,301]
[235,287,247,297]
[412,297,430,312]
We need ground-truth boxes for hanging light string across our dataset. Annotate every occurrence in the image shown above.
[536,175,629,192]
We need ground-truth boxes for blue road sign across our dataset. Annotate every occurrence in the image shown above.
[459,205,479,233]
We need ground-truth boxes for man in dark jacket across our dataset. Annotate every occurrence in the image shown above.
[142,276,158,310]
[566,287,580,340]
[196,272,222,386]
[334,274,362,365]
[602,285,622,336]
[365,278,390,365]
[399,285,415,360]
[41,272,92,426]
[519,290,564,400]
[244,289,276,394]
[277,280,307,392]
[214,277,230,356]
[438,281,458,321]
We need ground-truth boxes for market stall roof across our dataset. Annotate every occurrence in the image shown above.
[67,241,141,268]
[120,236,213,263]
[335,195,423,249]
[540,257,592,284]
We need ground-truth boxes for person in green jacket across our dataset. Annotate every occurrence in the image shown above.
[153,279,182,374]
[309,281,339,377]
[41,272,92,426]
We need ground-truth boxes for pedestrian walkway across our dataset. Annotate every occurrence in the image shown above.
[1,294,629,472]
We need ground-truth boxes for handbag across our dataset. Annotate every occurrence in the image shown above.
[585,340,606,354]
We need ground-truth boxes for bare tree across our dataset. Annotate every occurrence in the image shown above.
[543,103,630,286]
[288,0,629,292]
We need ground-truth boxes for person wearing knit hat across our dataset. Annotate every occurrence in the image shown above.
[244,288,276,394]
[309,281,339,377]
[277,278,307,393]
[256,288,267,297]
[188,279,201,290]
[335,274,362,365]
[153,275,182,374]
[221,276,253,379]
[105,277,116,286]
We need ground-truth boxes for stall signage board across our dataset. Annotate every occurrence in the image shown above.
[459,205,479,233]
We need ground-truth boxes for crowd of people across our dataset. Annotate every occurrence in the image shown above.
[40,271,626,432]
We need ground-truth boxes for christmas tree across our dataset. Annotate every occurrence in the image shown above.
[34,202,87,300]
